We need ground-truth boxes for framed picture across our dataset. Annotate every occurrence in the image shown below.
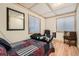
[7,7,25,31]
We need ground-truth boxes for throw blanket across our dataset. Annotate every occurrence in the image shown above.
[0,39,54,56]
[16,45,39,56]
[8,39,47,56]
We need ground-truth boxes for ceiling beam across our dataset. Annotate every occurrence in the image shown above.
[47,3,66,12]
[28,3,38,9]
[16,3,45,19]
[45,11,76,19]
[45,3,77,19]
[16,3,77,19]
[46,3,57,15]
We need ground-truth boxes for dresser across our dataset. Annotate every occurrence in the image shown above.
[64,32,77,46]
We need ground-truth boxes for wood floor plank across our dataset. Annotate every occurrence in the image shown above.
[49,40,79,56]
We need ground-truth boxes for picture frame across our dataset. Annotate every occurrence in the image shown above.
[7,7,25,31]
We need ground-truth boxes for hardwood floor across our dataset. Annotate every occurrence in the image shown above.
[49,40,79,56]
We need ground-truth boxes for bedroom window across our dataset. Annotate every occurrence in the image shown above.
[57,16,75,32]
[28,15,41,34]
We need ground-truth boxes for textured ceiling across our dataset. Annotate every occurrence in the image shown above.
[19,3,77,18]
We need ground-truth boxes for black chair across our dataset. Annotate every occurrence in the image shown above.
[52,32,56,38]
[43,30,53,43]
[43,30,51,38]
[43,30,55,54]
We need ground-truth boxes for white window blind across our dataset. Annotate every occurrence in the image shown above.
[29,16,40,33]
[57,16,75,32]
[57,18,64,31]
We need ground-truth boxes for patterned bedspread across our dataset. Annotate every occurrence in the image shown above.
[8,39,48,56]
[16,45,39,56]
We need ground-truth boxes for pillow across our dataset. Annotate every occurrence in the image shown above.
[30,33,41,40]
[30,33,52,43]
[0,44,7,56]
[0,38,12,51]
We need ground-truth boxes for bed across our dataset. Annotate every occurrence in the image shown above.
[0,38,55,56]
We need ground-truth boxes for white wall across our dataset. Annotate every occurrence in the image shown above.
[45,13,75,41]
[45,17,64,41]
[76,5,79,48]
[0,3,45,43]
[45,17,56,33]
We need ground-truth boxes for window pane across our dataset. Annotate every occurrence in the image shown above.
[57,18,64,31]
[57,16,75,32]
[29,16,40,33]
[64,16,75,31]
